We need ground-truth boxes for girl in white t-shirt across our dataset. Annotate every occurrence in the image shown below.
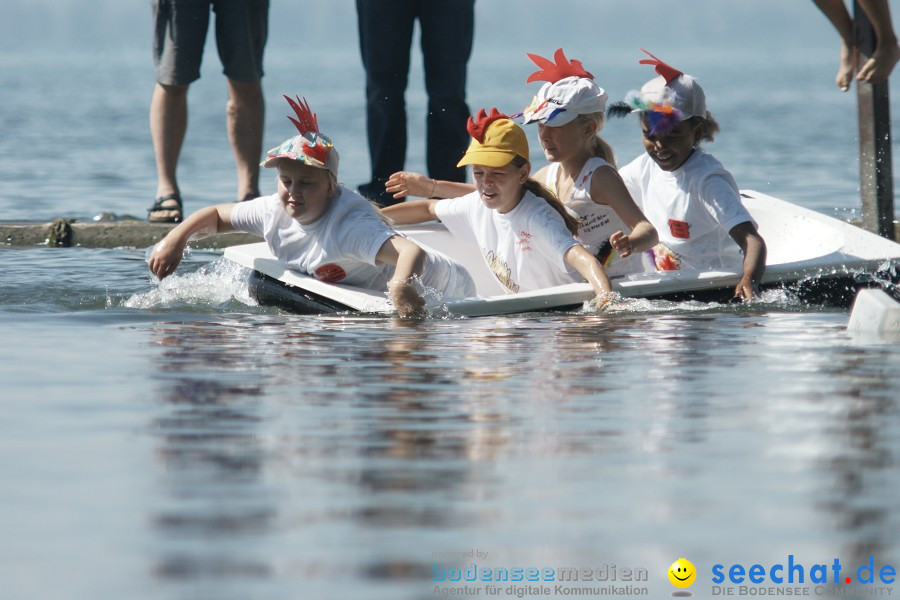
[148,95,475,317]
[382,109,615,307]
[516,49,657,275]
[608,49,767,301]
[383,50,657,277]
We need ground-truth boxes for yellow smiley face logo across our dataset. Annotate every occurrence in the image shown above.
[668,558,696,588]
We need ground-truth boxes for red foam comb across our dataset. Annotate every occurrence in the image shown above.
[525,48,594,84]
[284,95,320,135]
[466,108,508,143]
[638,48,683,84]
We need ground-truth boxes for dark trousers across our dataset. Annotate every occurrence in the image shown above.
[356,0,474,205]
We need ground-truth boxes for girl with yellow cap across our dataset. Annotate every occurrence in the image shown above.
[148,95,475,317]
[385,49,657,277]
[382,109,614,306]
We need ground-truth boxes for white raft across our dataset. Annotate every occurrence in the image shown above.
[223,190,900,316]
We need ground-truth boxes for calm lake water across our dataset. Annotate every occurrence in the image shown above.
[2,1,900,599]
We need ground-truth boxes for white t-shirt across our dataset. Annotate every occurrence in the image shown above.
[230,187,475,299]
[543,158,640,276]
[619,148,754,272]
[434,190,581,294]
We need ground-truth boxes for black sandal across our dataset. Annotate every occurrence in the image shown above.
[147,193,183,223]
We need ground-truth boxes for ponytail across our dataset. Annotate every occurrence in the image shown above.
[588,135,616,167]
[578,113,616,167]
[510,155,580,235]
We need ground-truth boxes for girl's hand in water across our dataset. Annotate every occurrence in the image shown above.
[587,291,620,312]
[388,278,427,318]
[148,238,186,280]
[733,276,759,303]
[385,172,434,199]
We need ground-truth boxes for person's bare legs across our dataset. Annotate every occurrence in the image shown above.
[837,37,856,90]
[812,0,856,90]
[856,0,900,84]
[150,82,188,219]
[226,78,264,201]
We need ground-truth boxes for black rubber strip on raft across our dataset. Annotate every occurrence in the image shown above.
[650,267,900,309]
[248,270,355,314]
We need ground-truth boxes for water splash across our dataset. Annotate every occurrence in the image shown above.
[122,258,255,310]
[380,274,464,320]
[580,286,808,315]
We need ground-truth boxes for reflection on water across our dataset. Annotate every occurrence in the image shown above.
[1,245,897,598]
[147,319,274,589]
[123,309,900,598]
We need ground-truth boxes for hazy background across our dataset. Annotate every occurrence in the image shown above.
[0,0,851,58]
[0,0,897,220]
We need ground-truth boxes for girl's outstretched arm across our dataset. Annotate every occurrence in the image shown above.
[381,199,441,225]
[564,244,614,306]
[375,235,427,318]
[729,221,767,301]
[385,171,475,200]
[148,204,235,279]
[589,166,658,257]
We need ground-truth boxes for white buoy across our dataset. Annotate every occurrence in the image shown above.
[847,288,900,335]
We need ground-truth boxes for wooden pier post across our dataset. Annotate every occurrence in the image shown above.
[854,1,896,240]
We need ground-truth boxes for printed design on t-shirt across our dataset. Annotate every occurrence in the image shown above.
[579,212,611,235]
[668,218,691,239]
[646,243,681,271]
[516,230,533,252]
[314,263,347,282]
[485,249,519,294]
[594,240,616,268]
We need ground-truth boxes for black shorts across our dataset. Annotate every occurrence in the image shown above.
[152,0,269,85]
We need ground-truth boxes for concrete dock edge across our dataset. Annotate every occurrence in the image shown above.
[1,219,897,250]
[0,220,261,249]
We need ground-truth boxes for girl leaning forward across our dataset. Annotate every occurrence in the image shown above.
[148,95,475,316]
[382,109,615,308]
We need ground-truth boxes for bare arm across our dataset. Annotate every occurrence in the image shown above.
[381,199,441,225]
[564,244,613,297]
[385,171,475,200]
[729,221,767,301]
[590,166,658,257]
[148,204,235,279]
[375,235,427,317]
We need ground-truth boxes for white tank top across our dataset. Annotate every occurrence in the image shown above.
[544,158,638,275]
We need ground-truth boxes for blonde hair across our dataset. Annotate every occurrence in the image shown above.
[511,155,580,235]
[577,112,616,168]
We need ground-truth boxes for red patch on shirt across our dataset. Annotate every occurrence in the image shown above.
[668,219,691,239]
[314,264,347,282]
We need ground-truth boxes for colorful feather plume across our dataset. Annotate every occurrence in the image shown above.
[525,48,594,84]
[638,48,683,84]
[467,108,508,143]
[607,92,684,137]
